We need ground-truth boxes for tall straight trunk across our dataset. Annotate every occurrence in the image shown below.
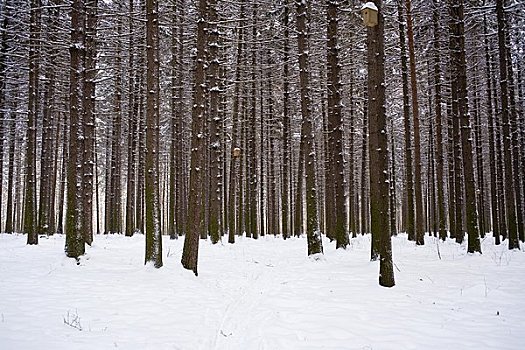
[361,80,369,235]
[144,0,162,268]
[367,0,394,287]
[182,0,208,275]
[282,0,291,239]
[0,1,8,231]
[25,0,41,245]
[517,61,525,242]
[208,0,221,244]
[247,4,258,240]
[493,65,507,239]
[446,82,456,240]
[405,0,424,245]
[496,0,519,249]
[168,0,176,239]
[65,0,86,258]
[483,11,499,244]
[108,17,123,234]
[449,19,464,243]
[136,3,146,235]
[266,59,278,235]
[296,0,322,255]
[326,0,348,248]
[14,143,22,232]
[505,25,524,243]
[449,0,480,253]
[5,118,16,233]
[390,117,397,236]
[37,3,58,237]
[126,0,138,237]
[57,112,68,235]
[432,0,447,240]
[83,0,97,244]
[228,3,245,244]
[259,72,266,237]
[397,0,414,241]
[348,58,357,237]
[49,96,62,234]
[428,120,437,236]
[472,68,486,237]
[176,0,187,237]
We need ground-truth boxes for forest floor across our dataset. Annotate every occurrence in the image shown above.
[0,232,524,349]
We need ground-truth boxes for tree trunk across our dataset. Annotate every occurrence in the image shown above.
[483,10,500,244]
[82,0,98,244]
[496,0,519,250]
[449,0,480,253]
[182,0,208,275]
[367,0,394,287]
[432,0,447,241]
[208,0,221,244]
[405,0,424,245]
[25,0,40,245]
[296,0,322,256]
[397,0,414,242]
[326,0,348,249]
[144,0,163,268]
[65,0,86,258]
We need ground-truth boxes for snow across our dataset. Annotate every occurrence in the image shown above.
[361,2,378,12]
[1,233,524,349]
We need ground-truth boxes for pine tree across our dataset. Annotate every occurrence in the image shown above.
[144,0,163,268]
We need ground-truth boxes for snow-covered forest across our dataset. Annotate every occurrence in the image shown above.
[0,0,524,348]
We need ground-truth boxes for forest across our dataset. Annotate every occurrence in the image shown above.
[0,0,524,286]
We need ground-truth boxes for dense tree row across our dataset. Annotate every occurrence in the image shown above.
[0,0,524,286]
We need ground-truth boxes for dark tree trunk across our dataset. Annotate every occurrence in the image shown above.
[367,0,394,287]
[182,0,208,275]
[228,2,245,244]
[405,0,424,245]
[483,10,500,244]
[25,0,41,245]
[449,0,480,253]
[496,0,519,250]
[397,0,414,242]
[65,0,86,258]
[326,0,348,248]
[125,0,139,237]
[432,0,447,241]
[296,0,322,255]
[208,0,222,244]
[82,0,98,244]
[144,0,163,268]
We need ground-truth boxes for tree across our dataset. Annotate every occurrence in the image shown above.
[82,0,98,244]
[496,0,519,250]
[431,0,447,241]
[207,0,222,244]
[366,0,394,287]
[144,0,163,268]
[449,0,480,253]
[405,0,424,246]
[24,0,40,245]
[326,0,349,249]
[65,0,86,259]
[182,0,208,275]
[296,0,322,256]
[396,0,414,242]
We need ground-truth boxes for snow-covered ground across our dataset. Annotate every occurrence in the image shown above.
[0,232,523,350]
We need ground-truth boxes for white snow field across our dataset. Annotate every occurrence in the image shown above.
[0,233,524,350]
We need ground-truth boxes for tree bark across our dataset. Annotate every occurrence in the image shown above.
[296,0,322,256]
[182,0,208,275]
[367,0,394,287]
[144,0,163,268]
